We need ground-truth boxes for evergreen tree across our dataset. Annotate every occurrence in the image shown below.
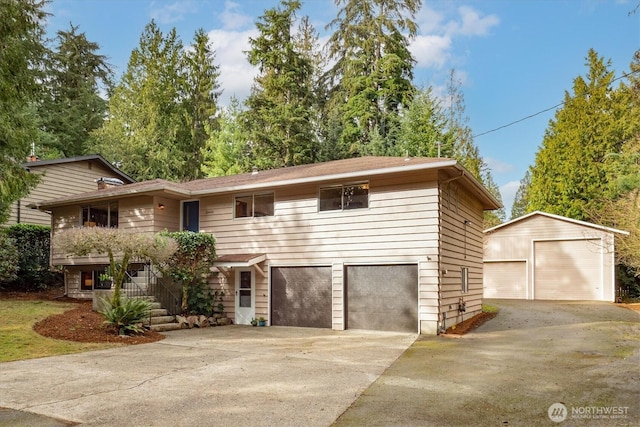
[0,0,46,222]
[201,97,249,176]
[326,0,421,156]
[529,49,629,221]
[510,169,531,219]
[181,28,221,180]
[40,24,113,157]
[397,87,454,157]
[92,21,186,181]
[243,0,317,170]
[92,22,220,181]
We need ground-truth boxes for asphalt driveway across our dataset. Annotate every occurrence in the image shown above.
[1,300,638,426]
[334,299,640,426]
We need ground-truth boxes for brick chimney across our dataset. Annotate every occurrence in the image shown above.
[26,154,39,162]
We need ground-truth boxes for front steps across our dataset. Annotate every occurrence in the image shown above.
[144,299,182,332]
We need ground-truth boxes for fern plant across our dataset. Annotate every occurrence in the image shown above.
[100,296,152,336]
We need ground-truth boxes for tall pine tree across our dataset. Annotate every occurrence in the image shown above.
[529,49,628,221]
[326,0,420,156]
[243,0,317,170]
[40,24,113,157]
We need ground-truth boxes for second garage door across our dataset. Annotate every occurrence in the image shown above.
[346,264,418,333]
[271,266,332,328]
[534,239,602,300]
[483,261,527,299]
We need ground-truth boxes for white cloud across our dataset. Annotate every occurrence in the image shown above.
[452,6,500,37]
[150,0,198,25]
[219,0,254,30]
[207,28,258,106]
[485,157,514,174]
[410,35,452,69]
[412,5,499,70]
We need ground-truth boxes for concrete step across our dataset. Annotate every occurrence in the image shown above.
[150,308,168,317]
[150,323,182,332]
[148,315,176,325]
[148,302,162,310]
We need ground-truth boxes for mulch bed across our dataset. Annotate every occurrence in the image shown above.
[3,286,165,345]
[444,311,498,335]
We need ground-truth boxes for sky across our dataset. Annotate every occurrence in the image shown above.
[45,0,640,215]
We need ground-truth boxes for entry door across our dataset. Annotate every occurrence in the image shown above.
[235,269,255,325]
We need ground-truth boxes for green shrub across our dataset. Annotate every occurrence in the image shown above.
[4,224,61,290]
[100,297,152,336]
[0,231,19,285]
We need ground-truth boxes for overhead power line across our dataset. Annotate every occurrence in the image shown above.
[472,70,639,139]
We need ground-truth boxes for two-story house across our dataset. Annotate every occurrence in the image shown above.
[36,156,501,335]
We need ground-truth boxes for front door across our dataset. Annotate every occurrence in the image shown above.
[235,268,255,325]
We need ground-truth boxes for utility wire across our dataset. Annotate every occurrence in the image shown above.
[472,69,639,139]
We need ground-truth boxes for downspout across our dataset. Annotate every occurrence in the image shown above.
[437,170,465,334]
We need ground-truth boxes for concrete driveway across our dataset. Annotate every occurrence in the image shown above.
[0,326,416,426]
[1,300,638,426]
[334,299,640,426]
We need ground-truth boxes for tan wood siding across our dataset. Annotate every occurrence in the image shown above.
[534,239,602,300]
[199,179,440,264]
[483,261,527,299]
[7,160,126,226]
[438,178,485,332]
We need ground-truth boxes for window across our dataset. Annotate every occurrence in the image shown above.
[182,201,200,231]
[319,183,369,211]
[461,267,469,293]
[234,193,274,218]
[81,271,96,291]
[82,202,118,227]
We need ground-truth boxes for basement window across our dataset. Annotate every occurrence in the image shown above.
[319,183,369,211]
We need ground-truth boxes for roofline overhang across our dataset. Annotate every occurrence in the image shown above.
[34,181,190,210]
[213,254,267,268]
[34,158,503,212]
[484,210,629,235]
[188,159,502,210]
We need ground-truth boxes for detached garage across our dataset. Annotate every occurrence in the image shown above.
[483,211,628,301]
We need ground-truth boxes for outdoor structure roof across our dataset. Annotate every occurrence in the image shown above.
[23,154,136,184]
[484,210,629,235]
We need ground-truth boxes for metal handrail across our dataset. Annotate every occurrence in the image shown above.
[146,263,182,316]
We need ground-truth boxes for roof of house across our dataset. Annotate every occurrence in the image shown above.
[24,154,136,184]
[35,156,503,210]
[484,210,629,235]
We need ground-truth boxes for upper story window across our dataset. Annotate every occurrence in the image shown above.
[235,193,274,218]
[182,200,199,232]
[82,202,118,228]
[319,183,369,211]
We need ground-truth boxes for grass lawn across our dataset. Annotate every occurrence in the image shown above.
[0,299,116,363]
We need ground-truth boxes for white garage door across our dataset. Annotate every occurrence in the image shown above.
[534,239,602,300]
[483,261,527,299]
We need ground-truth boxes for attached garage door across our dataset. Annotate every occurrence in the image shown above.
[483,261,527,299]
[271,266,332,328]
[346,264,418,333]
[534,239,601,300]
